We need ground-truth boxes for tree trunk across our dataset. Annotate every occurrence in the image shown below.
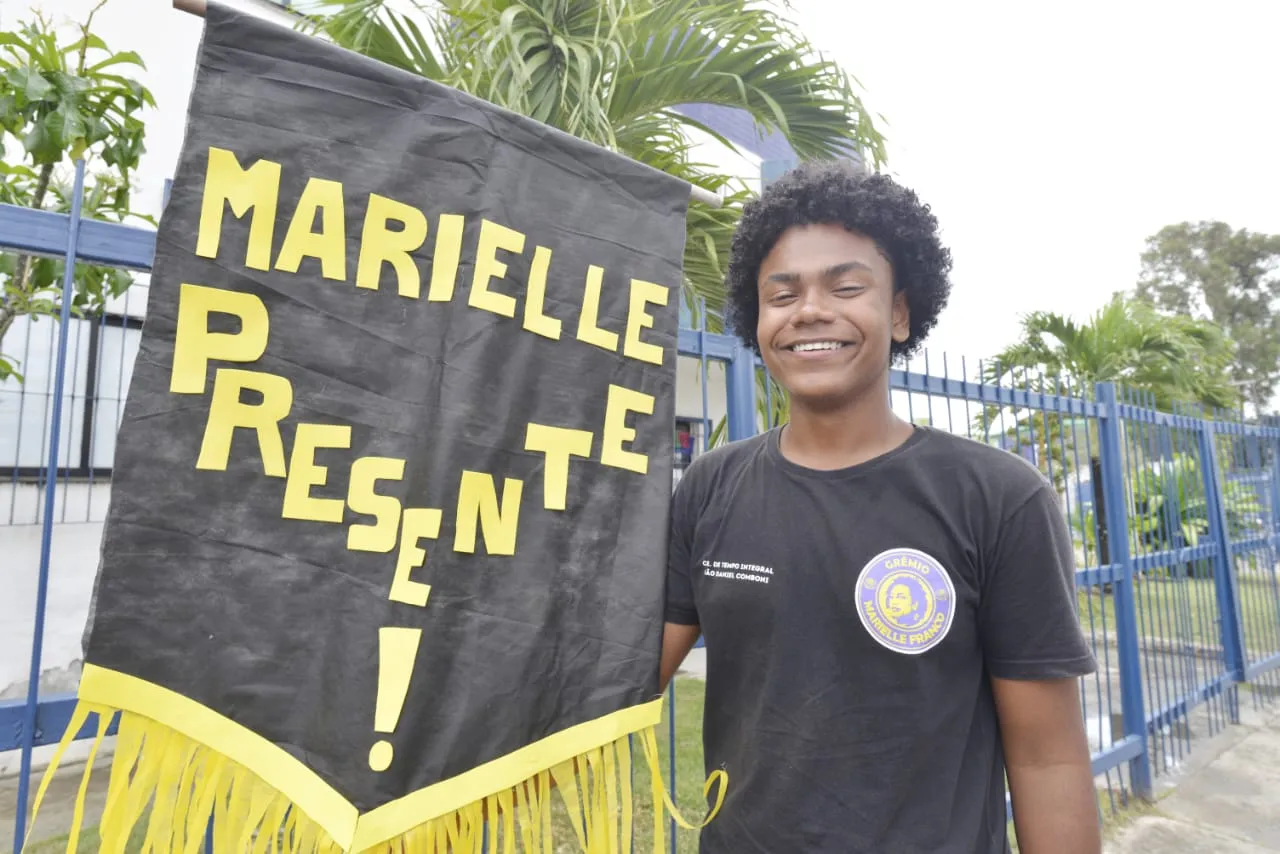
[1090,455,1113,594]
[0,306,16,349]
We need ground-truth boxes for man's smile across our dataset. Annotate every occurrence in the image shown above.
[781,339,854,358]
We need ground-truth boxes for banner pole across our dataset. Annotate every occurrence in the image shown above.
[170,0,724,209]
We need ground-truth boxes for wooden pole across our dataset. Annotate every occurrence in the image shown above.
[169,0,724,209]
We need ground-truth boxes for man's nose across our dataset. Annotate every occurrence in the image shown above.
[792,290,833,324]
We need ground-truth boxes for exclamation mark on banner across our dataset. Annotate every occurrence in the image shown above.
[369,626,423,772]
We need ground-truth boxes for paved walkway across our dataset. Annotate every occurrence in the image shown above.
[1107,692,1280,853]
[1,750,111,853]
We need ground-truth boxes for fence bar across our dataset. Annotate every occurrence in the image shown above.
[1272,433,1280,553]
[1094,382,1153,798]
[0,203,156,271]
[1199,426,1248,685]
[12,159,88,854]
[725,342,756,442]
[676,328,736,362]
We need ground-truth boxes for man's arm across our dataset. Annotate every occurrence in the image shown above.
[978,482,1101,853]
[993,676,1100,854]
[660,622,700,692]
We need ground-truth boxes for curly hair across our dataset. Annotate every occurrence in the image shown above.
[725,161,953,361]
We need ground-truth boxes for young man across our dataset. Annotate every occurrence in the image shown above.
[661,162,1101,853]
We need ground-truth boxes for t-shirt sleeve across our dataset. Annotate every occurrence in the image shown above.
[979,482,1096,680]
[664,471,700,626]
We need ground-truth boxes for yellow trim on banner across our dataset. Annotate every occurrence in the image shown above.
[79,663,358,845]
[352,696,661,850]
[58,663,718,852]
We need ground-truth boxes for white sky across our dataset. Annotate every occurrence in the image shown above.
[792,0,1280,371]
[10,0,1280,400]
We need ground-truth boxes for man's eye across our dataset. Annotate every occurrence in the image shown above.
[834,284,864,296]
[768,292,797,304]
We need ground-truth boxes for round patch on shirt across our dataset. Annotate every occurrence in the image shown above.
[855,548,956,655]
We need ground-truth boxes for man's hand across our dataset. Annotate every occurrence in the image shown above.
[660,622,701,692]
[993,676,1101,854]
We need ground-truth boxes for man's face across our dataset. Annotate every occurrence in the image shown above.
[756,224,909,411]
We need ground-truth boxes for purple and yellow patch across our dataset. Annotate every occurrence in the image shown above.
[856,548,955,655]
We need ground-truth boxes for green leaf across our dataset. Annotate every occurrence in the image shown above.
[6,66,56,101]
[0,160,37,179]
[48,70,91,97]
[61,33,107,55]
[23,66,56,101]
[0,354,24,384]
[85,50,145,74]
[0,92,19,127]
[50,104,86,146]
[21,120,59,163]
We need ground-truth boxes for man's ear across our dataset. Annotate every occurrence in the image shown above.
[891,291,910,343]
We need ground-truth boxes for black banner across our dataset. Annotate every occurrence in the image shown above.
[84,0,688,822]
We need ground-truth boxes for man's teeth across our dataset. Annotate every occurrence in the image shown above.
[791,342,846,352]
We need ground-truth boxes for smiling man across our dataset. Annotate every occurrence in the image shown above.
[661,162,1101,854]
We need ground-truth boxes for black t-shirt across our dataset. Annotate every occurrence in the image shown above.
[665,425,1096,854]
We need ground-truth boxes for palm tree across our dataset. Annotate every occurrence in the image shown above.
[301,0,886,326]
[984,293,1239,414]
[979,293,1240,571]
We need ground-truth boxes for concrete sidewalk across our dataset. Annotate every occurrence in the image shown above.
[1106,691,1280,853]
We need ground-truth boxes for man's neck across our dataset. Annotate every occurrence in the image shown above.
[780,388,914,471]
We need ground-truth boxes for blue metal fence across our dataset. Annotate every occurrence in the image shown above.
[4,173,1280,851]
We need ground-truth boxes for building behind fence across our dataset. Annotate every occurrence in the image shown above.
[3,182,1280,848]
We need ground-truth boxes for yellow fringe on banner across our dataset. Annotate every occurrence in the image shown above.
[23,665,725,854]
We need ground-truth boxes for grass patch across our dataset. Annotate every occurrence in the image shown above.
[21,678,709,854]
[1076,575,1280,650]
[26,822,146,853]
[1096,786,1161,840]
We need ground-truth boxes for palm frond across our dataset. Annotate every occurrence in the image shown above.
[300,0,448,79]
[610,0,882,166]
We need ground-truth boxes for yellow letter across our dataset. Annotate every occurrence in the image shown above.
[196,368,293,477]
[576,265,619,352]
[522,245,561,340]
[282,423,353,522]
[622,279,669,365]
[347,456,407,553]
[356,194,428,297]
[468,219,525,318]
[170,283,270,394]
[601,384,654,474]
[524,423,592,510]
[427,214,465,302]
[275,177,347,281]
[389,507,442,607]
[195,147,281,270]
[454,471,523,555]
